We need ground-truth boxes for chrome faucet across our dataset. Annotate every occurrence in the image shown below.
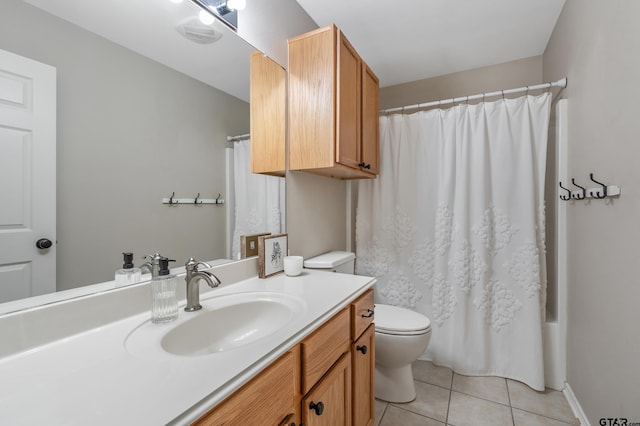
[140,253,165,279]
[184,257,221,312]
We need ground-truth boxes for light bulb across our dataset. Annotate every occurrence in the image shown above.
[226,0,246,11]
[198,9,215,25]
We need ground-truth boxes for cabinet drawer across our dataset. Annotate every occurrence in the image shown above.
[350,289,374,340]
[301,307,350,394]
[195,351,295,425]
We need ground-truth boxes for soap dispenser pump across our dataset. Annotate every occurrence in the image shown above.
[115,252,142,287]
[150,257,178,324]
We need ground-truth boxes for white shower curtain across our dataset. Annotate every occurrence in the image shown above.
[356,93,550,390]
[231,140,285,260]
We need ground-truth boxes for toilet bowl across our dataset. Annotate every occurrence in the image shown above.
[374,304,431,403]
[302,251,432,403]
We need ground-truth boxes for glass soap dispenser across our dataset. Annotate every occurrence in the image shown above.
[115,252,141,288]
[151,257,178,324]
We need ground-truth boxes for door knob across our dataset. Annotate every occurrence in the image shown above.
[36,239,53,249]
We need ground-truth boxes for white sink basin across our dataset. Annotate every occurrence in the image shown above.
[162,298,297,356]
[125,292,306,358]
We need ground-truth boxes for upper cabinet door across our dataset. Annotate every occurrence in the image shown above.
[361,63,379,175]
[288,24,379,180]
[336,30,361,170]
[250,51,286,176]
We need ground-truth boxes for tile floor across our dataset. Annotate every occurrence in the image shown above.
[374,361,579,426]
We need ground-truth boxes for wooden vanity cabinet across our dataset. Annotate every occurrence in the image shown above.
[250,51,286,176]
[195,289,375,426]
[301,352,352,426]
[288,24,379,179]
[350,289,375,426]
[352,324,375,426]
[194,350,295,426]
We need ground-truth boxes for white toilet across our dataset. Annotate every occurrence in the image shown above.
[304,251,432,404]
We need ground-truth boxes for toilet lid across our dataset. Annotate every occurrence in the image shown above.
[374,304,431,334]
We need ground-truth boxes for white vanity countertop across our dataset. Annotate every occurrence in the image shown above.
[0,270,374,425]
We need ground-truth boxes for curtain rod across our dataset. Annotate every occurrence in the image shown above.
[380,77,567,114]
[227,133,250,142]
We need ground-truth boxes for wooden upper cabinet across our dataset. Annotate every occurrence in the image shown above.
[250,51,286,176]
[361,64,380,175]
[288,24,379,180]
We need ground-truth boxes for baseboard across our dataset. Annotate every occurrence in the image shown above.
[563,382,590,426]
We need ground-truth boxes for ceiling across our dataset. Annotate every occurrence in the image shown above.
[295,0,566,88]
[21,0,566,99]
[23,0,254,101]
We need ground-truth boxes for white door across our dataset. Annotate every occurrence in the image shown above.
[0,49,56,303]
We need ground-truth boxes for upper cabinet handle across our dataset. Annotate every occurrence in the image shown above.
[309,401,325,416]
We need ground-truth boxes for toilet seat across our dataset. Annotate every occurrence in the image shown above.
[374,304,431,336]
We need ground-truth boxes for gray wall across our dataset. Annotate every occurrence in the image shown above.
[238,0,318,68]
[380,56,543,110]
[544,0,640,421]
[0,0,250,290]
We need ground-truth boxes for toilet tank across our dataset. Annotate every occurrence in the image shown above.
[303,251,355,274]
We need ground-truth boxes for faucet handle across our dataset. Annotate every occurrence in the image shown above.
[185,257,212,272]
[142,253,161,263]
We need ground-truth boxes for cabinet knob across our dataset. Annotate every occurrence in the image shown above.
[357,345,368,355]
[361,309,374,318]
[309,401,325,416]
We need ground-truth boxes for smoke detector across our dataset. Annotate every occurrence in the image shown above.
[175,17,223,44]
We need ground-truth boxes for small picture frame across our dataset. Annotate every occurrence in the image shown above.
[240,232,271,258]
[258,233,287,278]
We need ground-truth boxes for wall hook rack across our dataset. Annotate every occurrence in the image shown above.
[558,173,620,201]
[162,193,225,206]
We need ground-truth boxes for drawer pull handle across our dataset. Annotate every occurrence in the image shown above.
[361,309,374,318]
[309,401,325,416]
[357,345,368,354]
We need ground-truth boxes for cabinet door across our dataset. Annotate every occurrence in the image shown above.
[250,51,286,176]
[361,64,379,175]
[336,30,361,170]
[352,324,375,426]
[302,352,352,426]
[195,351,295,425]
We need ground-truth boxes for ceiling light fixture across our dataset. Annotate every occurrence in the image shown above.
[192,0,242,30]
[226,0,246,11]
[198,9,216,25]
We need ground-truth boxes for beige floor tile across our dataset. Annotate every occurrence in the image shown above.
[447,391,513,426]
[391,380,450,422]
[412,360,453,389]
[513,408,577,426]
[452,373,509,405]
[374,399,388,426]
[507,380,577,424]
[380,405,445,426]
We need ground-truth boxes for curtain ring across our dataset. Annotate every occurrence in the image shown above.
[465,96,469,105]
[546,83,552,93]
[501,89,505,99]
[482,93,486,103]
